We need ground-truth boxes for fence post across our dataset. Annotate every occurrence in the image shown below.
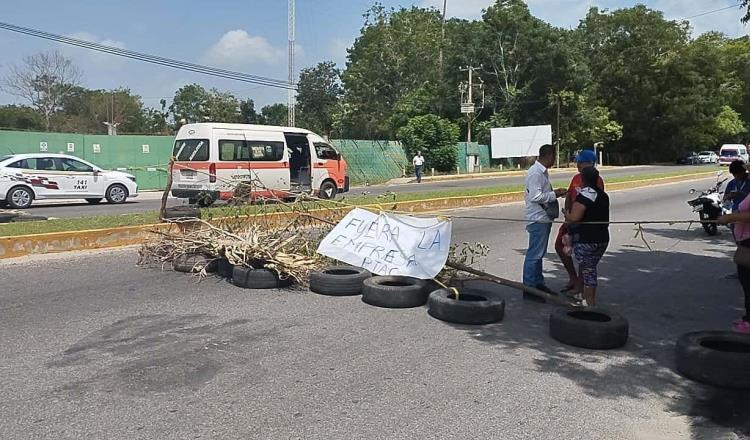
[431,168,435,177]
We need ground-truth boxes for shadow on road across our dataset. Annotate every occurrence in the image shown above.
[449,240,750,439]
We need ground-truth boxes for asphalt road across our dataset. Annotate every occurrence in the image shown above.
[2,177,748,439]
[22,164,715,219]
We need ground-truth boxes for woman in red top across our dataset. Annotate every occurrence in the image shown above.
[555,150,604,295]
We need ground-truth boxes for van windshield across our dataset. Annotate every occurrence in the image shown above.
[721,150,738,157]
[173,139,209,161]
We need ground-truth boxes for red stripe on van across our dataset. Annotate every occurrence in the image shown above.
[174,161,288,171]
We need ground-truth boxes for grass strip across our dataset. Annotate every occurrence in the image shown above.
[0,169,714,238]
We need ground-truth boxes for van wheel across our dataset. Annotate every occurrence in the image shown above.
[318,181,337,200]
[105,184,128,204]
[6,186,34,209]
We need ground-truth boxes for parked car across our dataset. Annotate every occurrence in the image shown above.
[677,152,701,165]
[697,151,718,164]
[0,153,138,209]
[719,144,750,166]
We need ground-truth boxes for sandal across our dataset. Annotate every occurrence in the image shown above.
[561,284,577,294]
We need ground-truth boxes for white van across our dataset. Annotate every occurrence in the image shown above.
[719,144,749,166]
[170,123,349,205]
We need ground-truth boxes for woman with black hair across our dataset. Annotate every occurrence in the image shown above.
[563,166,610,306]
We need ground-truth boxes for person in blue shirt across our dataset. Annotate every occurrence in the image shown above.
[724,160,750,213]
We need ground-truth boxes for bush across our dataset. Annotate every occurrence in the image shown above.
[397,114,459,172]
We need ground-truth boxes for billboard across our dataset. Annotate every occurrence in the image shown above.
[490,125,552,158]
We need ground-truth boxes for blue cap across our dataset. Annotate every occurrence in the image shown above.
[576,149,597,164]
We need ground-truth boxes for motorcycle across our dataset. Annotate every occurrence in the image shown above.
[687,172,729,236]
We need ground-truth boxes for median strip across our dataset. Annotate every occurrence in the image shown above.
[0,171,715,259]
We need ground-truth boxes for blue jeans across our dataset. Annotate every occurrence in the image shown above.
[415,165,423,183]
[523,222,552,287]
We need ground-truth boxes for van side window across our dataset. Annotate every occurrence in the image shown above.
[173,139,209,161]
[314,142,339,160]
[248,141,284,161]
[220,140,284,161]
[219,140,250,161]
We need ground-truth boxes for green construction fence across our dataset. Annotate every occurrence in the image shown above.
[0,129,489,190]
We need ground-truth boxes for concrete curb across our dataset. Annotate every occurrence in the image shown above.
[0,171,715,260]
[387,165,647,184]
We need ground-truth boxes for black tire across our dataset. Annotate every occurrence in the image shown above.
[232,266,293,289]
[427,288,505,325]
[309,266,371,296]
[361,276,428,308]
[0,212,19,223]
[549,307,629,349]
[11,215,48,222]
[700,211,718,235]
[105,184,128,204]
[702,222,718,235]
[675,331,750,390]
[318,180,337,200]
[195,192,215,208]
[217,259,234,279]
[172,254,216,274]
[163,206,202,220]
[85,198,102,204]
[6,186,34,209]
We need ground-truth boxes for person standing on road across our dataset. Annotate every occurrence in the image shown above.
[563,166,610,307]
[523,144,567,297]
[412,151,425,183]
[555,149,605,295]
[723,160,749,213]
[718,197,750,334]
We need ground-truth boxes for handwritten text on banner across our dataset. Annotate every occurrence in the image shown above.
[317,208,452,279]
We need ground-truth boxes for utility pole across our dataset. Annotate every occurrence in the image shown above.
[555,93,561,168]
[459,66,484,144]
[438,0,447,75]
[287,0,296,127]
[104,91,119,135]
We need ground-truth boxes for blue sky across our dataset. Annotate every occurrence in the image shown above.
[0,0,748,109]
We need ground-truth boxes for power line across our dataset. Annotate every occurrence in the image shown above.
[0,21,296,91]
[679,3,741,20]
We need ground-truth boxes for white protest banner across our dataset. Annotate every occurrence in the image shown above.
[317,208,452,279]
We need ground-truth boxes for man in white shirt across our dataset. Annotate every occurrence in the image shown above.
[523,144,567,297]
[412,152,425,183]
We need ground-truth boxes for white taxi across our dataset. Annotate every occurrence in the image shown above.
[0,153,138,209]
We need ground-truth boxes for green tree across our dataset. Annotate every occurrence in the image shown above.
[477,0,588,127]
[580,5,690,160]
[722,37,750,136]
[712,105,746,143]
[342,5,443,138]
[240,99,262,124]
[296,61,343,137]
[0,105,45,131]
[260,103,288,126]
[397,114,459,172]
[56,87,152,134]
[170,84,209,125]
[205,89,241,123]
[551,90,622,155]
[473,113,510,146]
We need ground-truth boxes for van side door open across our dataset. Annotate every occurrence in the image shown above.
[285,133,312,192]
